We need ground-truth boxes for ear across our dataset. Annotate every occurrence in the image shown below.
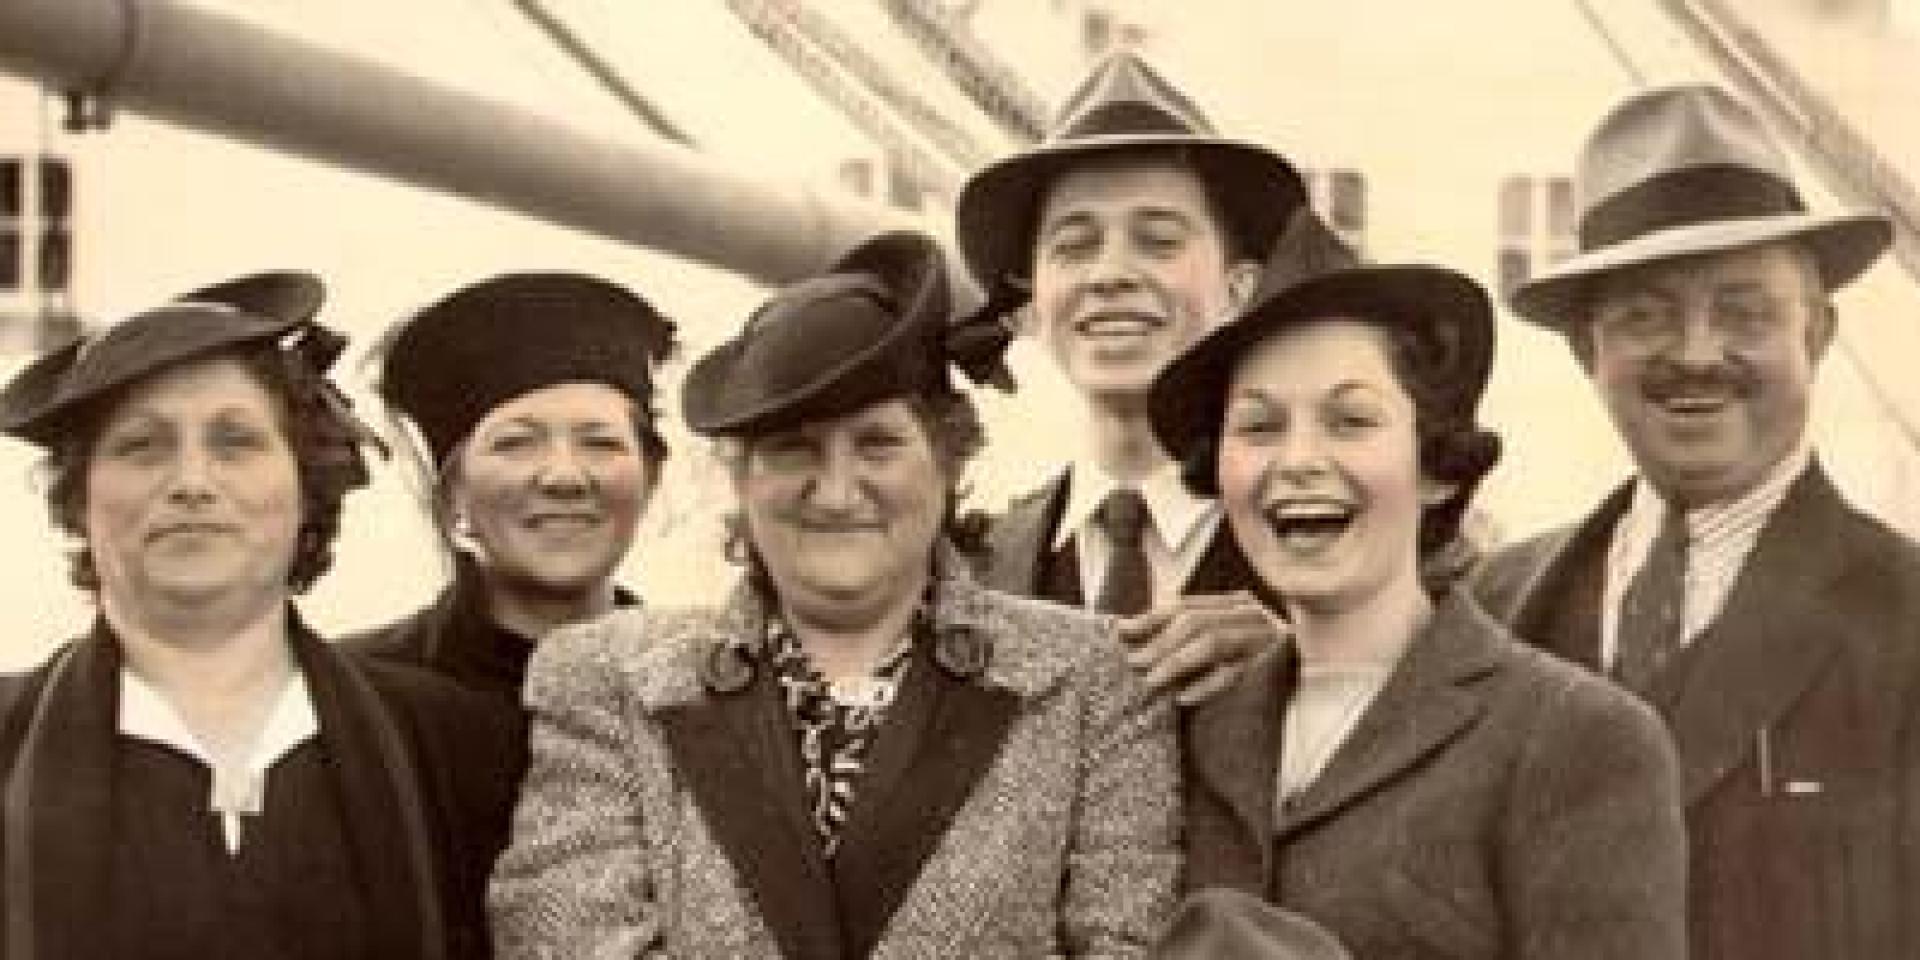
[1225,260,1262,309]
[1805,297,1837,362]
[1419,476,1458,508]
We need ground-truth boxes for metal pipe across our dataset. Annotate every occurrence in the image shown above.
[0,0,909,285]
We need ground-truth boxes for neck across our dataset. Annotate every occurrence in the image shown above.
[1084,393,1172,486]
[1284,568,1433,667]
[106,597,295,761]
[482,570,617,643]
[780,573,927,684]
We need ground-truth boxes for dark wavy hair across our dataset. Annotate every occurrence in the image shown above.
[720,389,990,600]
[1183,319,1502,593]
[40,343,357,594]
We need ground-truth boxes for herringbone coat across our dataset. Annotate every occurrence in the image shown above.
[489,557,1180,959]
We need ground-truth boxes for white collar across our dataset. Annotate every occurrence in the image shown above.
[119,668,318,852]
[1051,458,1216,553]
[1623,434,1814,540]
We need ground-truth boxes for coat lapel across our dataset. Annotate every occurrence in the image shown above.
[649,596,841,960]
[1182,521,1260,596]
[1275,594,1502,842]
[830,634,1019,957]
[1661,467,1850,803]
[295,619,449,960]
[1502,485,1632,671]
[985,473,1069,597]
[8,628,117,960]
[1180,644,1292,889]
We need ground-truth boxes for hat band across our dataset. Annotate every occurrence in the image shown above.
[1578,165,1805,252]
[1054,100,1205,142]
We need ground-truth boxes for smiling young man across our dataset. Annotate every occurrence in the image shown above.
[955,52,1310,702]
[1474,84,1920,960]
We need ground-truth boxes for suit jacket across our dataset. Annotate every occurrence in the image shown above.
[1183,590,1687,960]
[982,472,1258,606]
[1474,463,1920,960]
[0,614,522,960]
[490,553,1180,959]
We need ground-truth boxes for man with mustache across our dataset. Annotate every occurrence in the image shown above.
[1474,84,1920,959]
[954,52,1314,703]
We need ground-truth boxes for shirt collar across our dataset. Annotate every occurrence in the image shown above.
[118,667,318,775]
[1051,458,1217,553]
[1624,433,1814,541]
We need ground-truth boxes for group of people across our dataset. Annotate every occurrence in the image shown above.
[0,48,1912,960]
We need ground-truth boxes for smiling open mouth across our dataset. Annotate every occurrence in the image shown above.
[1264,501,1355,550]
[1076,312,1162,337]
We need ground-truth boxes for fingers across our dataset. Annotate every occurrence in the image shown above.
[1120,593,1287,704]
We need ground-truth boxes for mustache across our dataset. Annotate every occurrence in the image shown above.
[1642,365,1758,402]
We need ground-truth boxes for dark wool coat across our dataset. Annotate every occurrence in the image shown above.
[1183,590,1688,960]
[1474,464,1920,960]
[982,472,1260,606]
[0,615,522,960]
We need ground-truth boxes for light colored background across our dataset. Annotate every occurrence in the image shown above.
[0,0,1916,669]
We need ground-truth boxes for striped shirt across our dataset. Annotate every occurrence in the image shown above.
[1601,440,1814,671]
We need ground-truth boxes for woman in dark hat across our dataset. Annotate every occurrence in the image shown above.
[349,271,676,703]
[0,273,519,960]
[1155,223,1689,959]
[491,231,1179,959]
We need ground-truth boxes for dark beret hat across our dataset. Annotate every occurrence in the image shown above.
[0,271,327,447]
[378,272,676,464]
[682,230,1009,438]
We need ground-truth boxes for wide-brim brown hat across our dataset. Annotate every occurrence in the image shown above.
[682,230,956,438]
[0,271,325,447]
[378,272,677,464]
[955,51,1305,290]
[1154,889,1352,960]
[1150,211,1495,472]
[1511,83,1891,329]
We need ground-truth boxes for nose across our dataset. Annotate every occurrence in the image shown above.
[533,442,593,497]
[165,445,218,507]
[1271,428,1331,485]
[1085,238,1142,295]
[1667,309,1729,372]
[803,445,864,514]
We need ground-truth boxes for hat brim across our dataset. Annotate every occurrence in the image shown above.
[1510,211,1891,329]
[682,232,947,437]
[1150,265,1495,465]
[956,134,1306,286]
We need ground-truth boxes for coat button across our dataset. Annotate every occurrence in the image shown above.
[701,641,755,695]
[933,625,991,680]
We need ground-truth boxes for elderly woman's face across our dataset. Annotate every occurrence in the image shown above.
[84,356,302,613]
[736,398,946,624]
[1215,319,1451,614]
[449,381,654,594]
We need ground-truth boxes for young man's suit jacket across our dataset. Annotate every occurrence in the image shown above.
[1474,464,1920,960]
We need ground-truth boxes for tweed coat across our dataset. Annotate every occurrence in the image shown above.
[982,472,1259,606]
[1474,463,1920,960]
[0,613,523,960]
[489,555,1180,959]
[1183,589,1688,960]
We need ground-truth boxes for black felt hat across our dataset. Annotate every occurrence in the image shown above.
[0,271,327,447]
[1149,211,1495,473]
[682,230,1010,438]
[378,272,677,464]
[955,50,1305,290]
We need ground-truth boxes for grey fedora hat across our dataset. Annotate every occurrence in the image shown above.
[954,50,1305,291]
[1511,83,1890,329]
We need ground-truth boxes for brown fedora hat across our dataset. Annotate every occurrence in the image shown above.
[682,230,1010,438]
[1149,210,1495,486]
[0,271,326,447]
[1154,889,1352,960]
[1511,83,1891,329]
[954,51,1306,290]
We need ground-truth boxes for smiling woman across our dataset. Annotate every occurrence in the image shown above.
[0,273,520,960]
[1149,219,1690,959]
[490,230,1179,959]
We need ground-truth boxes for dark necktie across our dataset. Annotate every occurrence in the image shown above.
[1095,488,1153,616]
[1614,507,1689,694]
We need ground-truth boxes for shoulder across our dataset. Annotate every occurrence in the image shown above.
[960,583,1134,700]
[524,606,725,710]
[339,604,439,663]
[1468,606,1666,755]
